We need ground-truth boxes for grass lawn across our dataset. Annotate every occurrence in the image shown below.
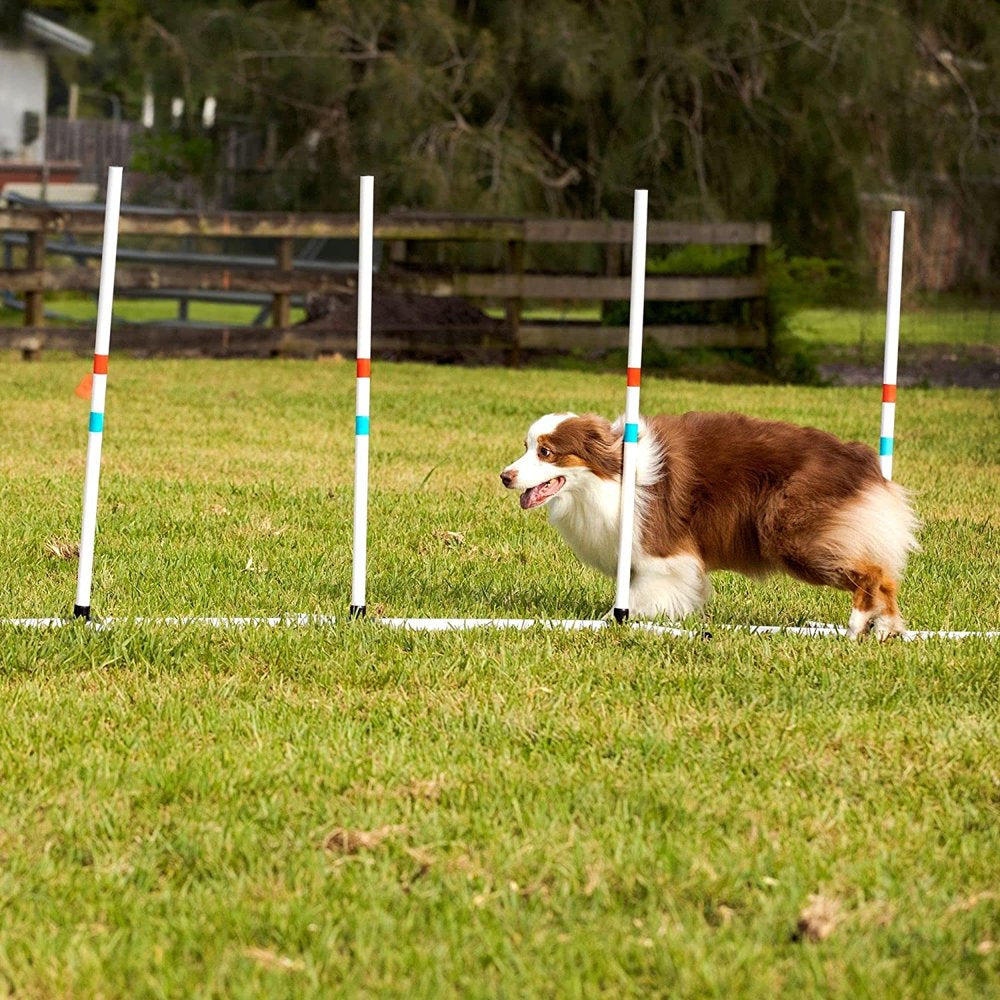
[0,298,306,327]
[786,306,998,364]
[0,355,997,998]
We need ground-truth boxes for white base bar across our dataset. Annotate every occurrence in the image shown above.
[380,617,696,638]
[0,615,995,640]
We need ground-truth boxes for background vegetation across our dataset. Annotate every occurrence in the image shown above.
[17,0,999,278]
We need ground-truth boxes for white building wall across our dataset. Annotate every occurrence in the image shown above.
[0,42,47,162]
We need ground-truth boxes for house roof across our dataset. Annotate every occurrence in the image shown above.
[23,10,94,57]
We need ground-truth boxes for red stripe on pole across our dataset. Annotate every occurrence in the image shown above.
[626,367,641,387]
[356,358,371,378]
[882,384,896,403]
[93,354,109,375]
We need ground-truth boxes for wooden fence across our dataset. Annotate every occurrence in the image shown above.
[0,205,770,362]
[44,120,140,189]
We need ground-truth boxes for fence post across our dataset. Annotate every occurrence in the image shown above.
[504,238,524,367]
[273,237,293,330]
[748,240,767,337]
[25,230,46,329]
[603,240,622,325]
[388,239,407,264]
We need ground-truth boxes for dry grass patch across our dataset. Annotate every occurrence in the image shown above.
[44,538,79,560]
[243,947,305,973]
[795,894,843,942]
[322,824,407,854]
[405,775,447,801]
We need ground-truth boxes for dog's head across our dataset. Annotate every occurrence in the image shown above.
[500,413,622,509]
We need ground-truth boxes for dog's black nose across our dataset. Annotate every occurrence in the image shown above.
[500,469,516,488]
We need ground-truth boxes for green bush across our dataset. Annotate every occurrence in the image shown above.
[602,244,751,326]
[770,252,869,308]
[599,244,824,384]
[130,132,216,183]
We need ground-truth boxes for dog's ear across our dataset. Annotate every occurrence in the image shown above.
[569,414,622,480]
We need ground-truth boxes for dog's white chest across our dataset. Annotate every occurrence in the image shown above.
[547,480,622,577]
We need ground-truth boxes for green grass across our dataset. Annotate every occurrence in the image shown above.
[2,297,305,326]
[0,355,998,998]
[787,307,998,364]
[484,304,602,322]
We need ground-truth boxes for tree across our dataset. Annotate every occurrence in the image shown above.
[37,0,1000,271]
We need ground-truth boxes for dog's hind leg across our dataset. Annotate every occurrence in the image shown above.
[629,554,711,622]
[846,564,905,640]
[872,575,906,640]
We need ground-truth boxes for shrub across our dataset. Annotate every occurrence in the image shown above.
[599,244,824,384]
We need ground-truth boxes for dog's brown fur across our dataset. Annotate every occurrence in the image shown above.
[527,411,919,637]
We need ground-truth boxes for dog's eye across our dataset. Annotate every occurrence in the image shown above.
[539,447,552,458]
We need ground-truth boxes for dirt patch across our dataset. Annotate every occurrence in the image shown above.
[820,345,1000,389]
[297,283,507,363]
[301,285,501,333]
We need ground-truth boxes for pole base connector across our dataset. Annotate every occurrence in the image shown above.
[73,604,91,621]
[349,604,366,619]
[612,607,628,624]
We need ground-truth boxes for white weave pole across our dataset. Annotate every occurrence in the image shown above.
[879,210,905,480]
[350,175,374,617]
[612,189,648,623]
[73,165,123,620]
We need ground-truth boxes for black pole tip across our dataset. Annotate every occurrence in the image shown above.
[612,607,628,624]
[349,605,366,619]
[73,604,91,621]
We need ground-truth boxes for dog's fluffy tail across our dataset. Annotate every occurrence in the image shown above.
[823,480,920,580]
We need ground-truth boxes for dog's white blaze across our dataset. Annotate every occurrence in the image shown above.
[503,412,576,490]
[529,412,575,439]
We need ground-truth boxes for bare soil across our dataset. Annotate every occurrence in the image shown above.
[819,345,1000,389]
[299,286,503,335]
[296,285,507,363]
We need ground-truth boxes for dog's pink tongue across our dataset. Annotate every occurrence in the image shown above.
[519,486,543,510]
[519,477,565,510]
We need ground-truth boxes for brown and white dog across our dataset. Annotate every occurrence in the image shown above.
[500,411,919,638]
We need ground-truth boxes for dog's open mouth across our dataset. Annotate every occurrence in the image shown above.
[520,476,566,509]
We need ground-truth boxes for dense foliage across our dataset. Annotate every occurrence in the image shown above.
[35,0,1000,264]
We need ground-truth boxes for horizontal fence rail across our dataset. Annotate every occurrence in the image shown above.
[0,209,770,243]
[0,205,771,362]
